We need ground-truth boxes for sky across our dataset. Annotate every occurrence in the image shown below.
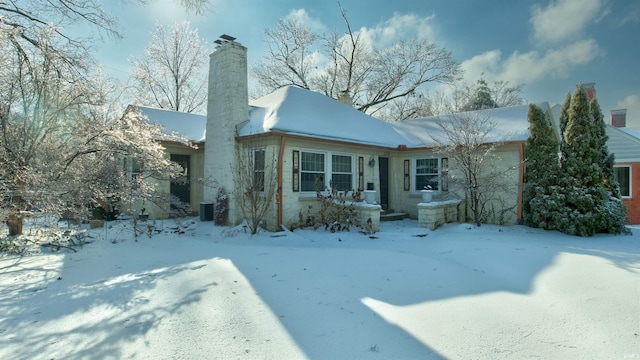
[97,0,640,127]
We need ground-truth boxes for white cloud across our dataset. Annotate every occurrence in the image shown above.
[461,39,602,85]
[356,12,438,49]
[530,0,605,45]
[284,9,327,33]
[615,95,640,128]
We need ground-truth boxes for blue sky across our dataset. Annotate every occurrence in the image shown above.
[98,0,640,126]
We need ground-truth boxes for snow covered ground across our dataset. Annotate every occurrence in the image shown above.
[1,218,638,359]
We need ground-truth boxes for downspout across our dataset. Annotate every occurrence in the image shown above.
[277,134,286,228]
[517,142,524,223]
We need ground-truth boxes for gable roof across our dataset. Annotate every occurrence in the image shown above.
[135,105,206,143]
[241,86,410,147]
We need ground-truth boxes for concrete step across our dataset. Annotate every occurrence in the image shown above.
[380,212,409,221]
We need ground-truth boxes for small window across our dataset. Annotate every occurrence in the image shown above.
[253,149,266,192]
[301,152,325,191]
[614,166,631,197]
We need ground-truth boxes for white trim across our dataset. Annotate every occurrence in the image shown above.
[250,147,266,192]
[300,149,355,193]
[614,165,632,198]
[411,157,444,194]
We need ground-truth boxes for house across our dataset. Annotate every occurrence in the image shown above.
[198,36,554,231]
[131,105,206,219]
[604,110,640,224]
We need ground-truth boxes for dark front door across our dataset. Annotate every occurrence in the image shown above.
[378,157,389,210]
[170,154,191,204]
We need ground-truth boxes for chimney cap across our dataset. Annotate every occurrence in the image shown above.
[215,34,238,46]
[220,34,236,42]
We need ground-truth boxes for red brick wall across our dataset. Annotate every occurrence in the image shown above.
[620,163,640,224]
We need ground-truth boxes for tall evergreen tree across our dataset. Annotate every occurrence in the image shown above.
[523,104,560,228]
[555,85,607,235]
[462,79,498,111]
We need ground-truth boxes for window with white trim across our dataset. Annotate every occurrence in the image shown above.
[413,157,448,191]
[614,165,631,198]
[252,149,266,192]
[301,152,325,192]
[300,151,354,192]
[331,154,353,191]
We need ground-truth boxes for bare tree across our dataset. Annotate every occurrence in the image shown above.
[251,5,461,120]
[429,111,519,226]
[0,40,184,236]
[0,0,210,85]
[234,144,278,234]
[130,20,209,113]
[252,14,319,91]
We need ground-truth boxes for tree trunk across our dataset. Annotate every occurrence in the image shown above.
[7,213,23,236]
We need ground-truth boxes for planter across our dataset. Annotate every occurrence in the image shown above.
[363,190,377,204]
[421,190,433,203]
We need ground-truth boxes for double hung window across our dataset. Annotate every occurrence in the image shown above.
[413,157,448,192]
[299,151,354,192]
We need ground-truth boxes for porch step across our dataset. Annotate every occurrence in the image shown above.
[380,210,409,222]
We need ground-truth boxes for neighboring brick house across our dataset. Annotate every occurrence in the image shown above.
[604,110,640,224]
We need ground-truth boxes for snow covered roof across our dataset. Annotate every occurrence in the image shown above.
[135,105,206,143]
[242,86,542,149]
[393,103,549,148]
[242,86,410,147]
[135,87,542,150]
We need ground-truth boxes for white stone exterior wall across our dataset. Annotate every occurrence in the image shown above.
[204,41,248,225]
[391,145,522,225]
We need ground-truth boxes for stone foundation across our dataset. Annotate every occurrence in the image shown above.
[418,199,463,230]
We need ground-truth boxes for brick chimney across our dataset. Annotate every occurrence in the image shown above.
[338,89,353,107]
[204,35,248,224]
[583,82,596,101]
[611,109,627,128]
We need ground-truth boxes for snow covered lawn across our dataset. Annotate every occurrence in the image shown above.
[1,218,638,359]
